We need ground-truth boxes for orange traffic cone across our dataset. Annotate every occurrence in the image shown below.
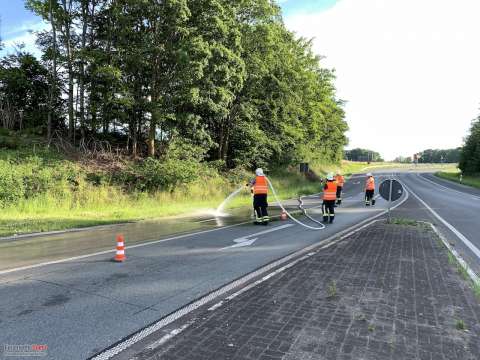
[280,211,288,221]
[114,234,126,262]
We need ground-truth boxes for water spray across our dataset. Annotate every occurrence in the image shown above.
[214,178,327,231]
[215,186,244,217]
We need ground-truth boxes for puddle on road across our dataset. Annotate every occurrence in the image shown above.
[0,204,301,272]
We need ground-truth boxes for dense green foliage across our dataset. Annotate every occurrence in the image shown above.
[344,148,383,162]
[459,116,480,174]
[0,145,326,236]
[0,0,348,171]
[417,148,461,163]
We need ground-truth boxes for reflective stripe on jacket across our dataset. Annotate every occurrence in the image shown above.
[253,176,268,195]
[366,177,375,191]
[335,175,345,187]
[323,181,337,201]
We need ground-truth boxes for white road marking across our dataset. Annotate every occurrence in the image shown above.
[402,182,480,260]
[220,224,295,250]
[416,173,480,201]
[0,221,253,276]
[146,322,193,351]
[196,218,217,223]
[0,197,355,276]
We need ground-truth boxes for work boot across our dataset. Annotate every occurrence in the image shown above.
[262,216,270,225]
[323,216,329,223]
[372,199,376,206]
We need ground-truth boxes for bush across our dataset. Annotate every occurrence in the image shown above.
[0,160,25,206]
[0,132,20,149]
[124,158,202,192]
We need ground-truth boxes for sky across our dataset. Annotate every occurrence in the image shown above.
[1,0,480,160]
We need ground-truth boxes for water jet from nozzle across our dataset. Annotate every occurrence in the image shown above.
[214,186,245,217]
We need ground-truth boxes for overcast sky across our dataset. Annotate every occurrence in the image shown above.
[1,0,480,160]
[283,0,480,160]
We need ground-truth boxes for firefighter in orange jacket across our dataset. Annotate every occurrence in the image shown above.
[248,168,269,225]
[322,173,337,223]
[335,172,345,205]
[365,173,375,206]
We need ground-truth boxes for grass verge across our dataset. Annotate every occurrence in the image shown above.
[441,230,480,302]
[0,172,322,237]
[436,170,480,190]
[0,146,329,237]
[1,151,445,237]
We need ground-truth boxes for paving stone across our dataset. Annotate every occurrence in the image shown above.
[143,223,480,360]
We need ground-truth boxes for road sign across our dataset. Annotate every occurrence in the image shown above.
[379,179,403,202]
[379,179,404,223]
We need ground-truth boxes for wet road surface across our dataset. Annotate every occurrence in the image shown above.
[0,174,400,360]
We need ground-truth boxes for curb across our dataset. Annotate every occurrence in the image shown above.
[423,221,480,286]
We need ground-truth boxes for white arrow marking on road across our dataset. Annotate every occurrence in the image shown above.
[229,238,259,248]
[220,224,295,250]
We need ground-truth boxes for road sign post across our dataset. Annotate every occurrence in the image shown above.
[379,178,404,223]
[388,176,393,222]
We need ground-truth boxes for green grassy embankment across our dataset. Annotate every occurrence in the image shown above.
[436,167,480,190]
[0,143,416,238]
[0,147,328,237]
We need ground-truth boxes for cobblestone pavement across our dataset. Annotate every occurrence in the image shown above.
[138,222,480,360]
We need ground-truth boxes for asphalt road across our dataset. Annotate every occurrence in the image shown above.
[0,173,397,360]
[3,168,479,360]
[392,170,480,276]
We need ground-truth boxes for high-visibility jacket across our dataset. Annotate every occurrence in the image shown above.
[253,175,268,195]
[366,176,375,191]
[335,175,345,187]
[323,180,337,201]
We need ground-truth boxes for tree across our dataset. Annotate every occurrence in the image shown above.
[344,148,383,162]
[459,116,480,174]
[417,148,461,163]
[0,52,61,131]
[7,0,349,170]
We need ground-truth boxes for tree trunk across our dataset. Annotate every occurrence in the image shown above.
[147,117,156,157]
[47,0,58,142]
[79,0,88,140]
[62,0,74,141]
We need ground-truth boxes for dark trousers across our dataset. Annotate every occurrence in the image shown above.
[365,189,375,205]
[336,186,343,204]
[322,200,335,223]
[253,194,269,223]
